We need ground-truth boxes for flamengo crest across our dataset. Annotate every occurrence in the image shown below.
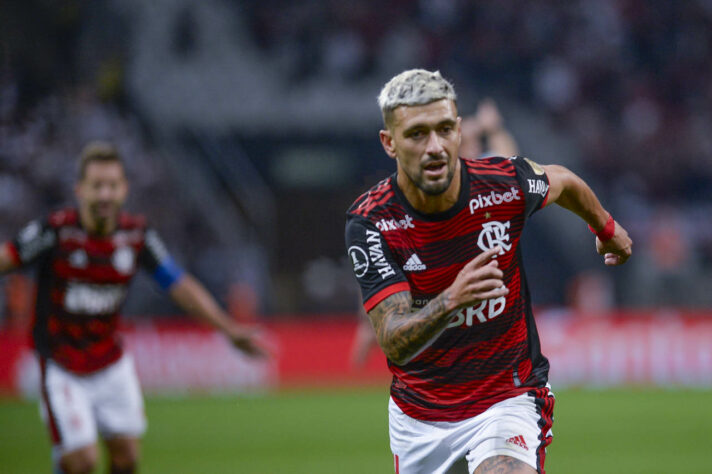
[477,221,511,254]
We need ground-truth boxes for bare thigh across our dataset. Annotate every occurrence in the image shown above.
[474,455,537,474]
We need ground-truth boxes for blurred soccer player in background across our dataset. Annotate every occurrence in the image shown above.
[459,98,519,160]
[345,70,632,473]
[0,142,266,474]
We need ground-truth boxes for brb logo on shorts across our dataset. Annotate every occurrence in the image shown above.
[477,221,512,255]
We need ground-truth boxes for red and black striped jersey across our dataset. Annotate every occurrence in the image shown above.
[345,156,551,422]
[7,208,182,374]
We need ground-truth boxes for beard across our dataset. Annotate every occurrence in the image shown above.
[404,158,457,196]
[89,201,120,233]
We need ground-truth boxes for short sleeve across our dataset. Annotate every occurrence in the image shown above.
[10,218,57,266]
[345,215,410,312]
[510,156,551,217]
[138,228,184,290]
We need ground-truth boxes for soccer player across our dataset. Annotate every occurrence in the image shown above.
[350,98,520,369]
[345,70,632,474]
[0,142,266,474]
[459,98,519,160]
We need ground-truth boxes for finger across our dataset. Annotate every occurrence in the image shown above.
[467,278,506,294]
[466,247,502,269]
[460,270,504,289]
[604,253,625,266]
[242,341,270,358]
[473,286,509,301]
[469,264,504,280]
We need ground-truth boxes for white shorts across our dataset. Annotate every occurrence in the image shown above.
[389,386,554,474]
[38,353,147,459]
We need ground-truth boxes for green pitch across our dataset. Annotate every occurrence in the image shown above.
[2,388,711,473]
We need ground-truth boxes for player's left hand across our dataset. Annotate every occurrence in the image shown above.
[224,325,270,358]
[596,220,633,266]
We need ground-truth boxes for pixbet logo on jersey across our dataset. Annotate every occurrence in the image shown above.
[376,214,414,232]
[469,187,520,214]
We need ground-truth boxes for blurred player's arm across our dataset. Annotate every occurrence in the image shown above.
[0,220,55,274]
[141,228,266,357]
[461,99,519,159]
[350,313,378,368]
[543,164,632,266]
[476,98,519,157]
[168,274,267,358]
[368,247,507,365]
[0,243,20,273]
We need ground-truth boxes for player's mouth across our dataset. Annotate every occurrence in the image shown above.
[422,160,447,179]
[92,202,117,218]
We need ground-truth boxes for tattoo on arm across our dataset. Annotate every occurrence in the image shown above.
[368,291,456,365]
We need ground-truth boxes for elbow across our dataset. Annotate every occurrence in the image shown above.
[381,339,414,366]
[386,353,411,366]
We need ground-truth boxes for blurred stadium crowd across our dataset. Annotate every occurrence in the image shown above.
[1,0,711,324]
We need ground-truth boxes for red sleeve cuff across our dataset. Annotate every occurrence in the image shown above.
[363,282,410,312]
[5,242,21,266]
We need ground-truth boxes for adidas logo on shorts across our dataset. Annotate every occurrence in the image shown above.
[505,435,529,451]
[403,254,426,271]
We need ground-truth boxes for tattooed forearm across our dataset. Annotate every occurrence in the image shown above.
[474,455,536,474]
[368,291,457,365]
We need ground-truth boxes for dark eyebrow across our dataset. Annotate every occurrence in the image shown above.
[403,118,457,135]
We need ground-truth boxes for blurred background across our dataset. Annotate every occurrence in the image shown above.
[2,0,712,318]
[1,1,711,473]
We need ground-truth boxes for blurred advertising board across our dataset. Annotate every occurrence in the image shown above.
[1,311,711,398]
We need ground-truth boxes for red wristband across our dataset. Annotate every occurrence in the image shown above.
[588,214,615,241]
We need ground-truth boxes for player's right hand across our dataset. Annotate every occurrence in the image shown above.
[446,246,509,309]
[596,221,633,266]
[225,325,271,358]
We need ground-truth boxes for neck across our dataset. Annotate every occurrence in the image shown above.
[79,208,117,236]
[397,159,461,214]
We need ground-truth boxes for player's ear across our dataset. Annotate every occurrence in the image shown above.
[379,129,397,159]
[456,116,462,148]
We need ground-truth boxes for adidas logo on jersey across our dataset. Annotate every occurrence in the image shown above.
[505,435,529,451]
[403,254,426,271]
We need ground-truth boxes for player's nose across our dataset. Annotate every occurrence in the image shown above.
[96,184,114,200]
[425,130,445,155]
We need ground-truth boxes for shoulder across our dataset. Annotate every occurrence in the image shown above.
[462,156,517,177]
[118,212,148,230]
[347,175,397,219]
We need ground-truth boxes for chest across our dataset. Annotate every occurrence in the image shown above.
[51,227,144,283]
[382,182,526,294]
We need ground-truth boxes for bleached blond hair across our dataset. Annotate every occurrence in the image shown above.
[377,69,457,127]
